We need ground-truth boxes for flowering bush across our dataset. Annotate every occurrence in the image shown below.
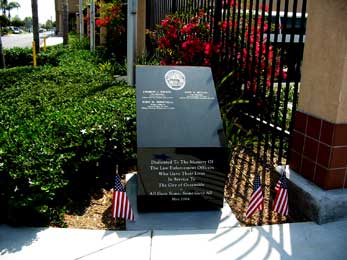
[154,10,217,66]
[233,11,286,90]
[96,0,125,35]
[95,0,126,60]
[152,5,286,90]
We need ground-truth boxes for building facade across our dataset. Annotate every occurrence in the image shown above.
[55,0,82,36]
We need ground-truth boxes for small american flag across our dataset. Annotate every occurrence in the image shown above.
[246,174,264,218]
[112,174,135,221]
[273,172,289,216]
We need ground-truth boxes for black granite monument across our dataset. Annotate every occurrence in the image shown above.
[136,65,227,212]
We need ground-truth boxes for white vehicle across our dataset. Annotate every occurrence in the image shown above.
[10,27,23,34]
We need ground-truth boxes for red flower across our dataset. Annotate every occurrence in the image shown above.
[161,17,170,28]
[95,19,103,26]
[204,42,212,56]
[151,5,283,91]
[222,0,235,8]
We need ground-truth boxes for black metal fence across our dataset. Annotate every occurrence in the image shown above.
[147,0,219,30]
[146,0,307,165]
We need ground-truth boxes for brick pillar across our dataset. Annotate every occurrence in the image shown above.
[290,0,347,190]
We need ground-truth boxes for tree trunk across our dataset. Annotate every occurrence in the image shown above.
[79,0,83,39]
[63,0,68,45]
[31,0,39,53]
[0,31,5,68]
[1,0,8,16]
[89,0,95,51]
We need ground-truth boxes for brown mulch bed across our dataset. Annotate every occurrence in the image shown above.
[64,148,307,230]
[224,147,302,226]
[64,188,125,230]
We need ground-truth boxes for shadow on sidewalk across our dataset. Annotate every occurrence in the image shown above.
[0,225,41,255]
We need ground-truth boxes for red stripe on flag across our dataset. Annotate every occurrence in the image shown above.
[119,192,125,218]
[246,187,263,218]
[116,192,119,218]
[114,191,118,218]
[273,188,288,215]
[115,191,119,218]
[275,181,281,192]
[111,174,135,221]
[115,191,123,218]
[112,191,135,221]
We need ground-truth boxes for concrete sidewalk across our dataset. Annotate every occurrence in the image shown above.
[1,219,346,260]
[41,36,63,47]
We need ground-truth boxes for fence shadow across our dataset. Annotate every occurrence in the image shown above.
[225,144,303,226]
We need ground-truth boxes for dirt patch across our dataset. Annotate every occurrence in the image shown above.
[225,148,299,226]
[64,188,125,230]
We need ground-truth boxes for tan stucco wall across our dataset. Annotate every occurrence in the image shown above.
[70,0,80,13]
[55,0,83,34]
[338,55,347,122]
[55,0,80,13]
[298,0,347,123]
[137,0,146,56]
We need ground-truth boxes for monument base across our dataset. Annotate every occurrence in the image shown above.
[277,166,347,224]
[126,174,240,231]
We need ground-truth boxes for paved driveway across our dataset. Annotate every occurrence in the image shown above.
[2,32,61,49]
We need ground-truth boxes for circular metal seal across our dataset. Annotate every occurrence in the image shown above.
[164,69,186,90]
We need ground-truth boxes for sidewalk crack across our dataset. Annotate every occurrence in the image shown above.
[149,229,154,260]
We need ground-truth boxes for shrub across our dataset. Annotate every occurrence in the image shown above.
[0,27,10,35]
[87,0,127,61]
[68,34,90,50]
[3,45,66,68]
[151,6,286,91]
[4,47,33,67]
[0,49,136,226]
[37,46,66,66]
[153,10,215,66]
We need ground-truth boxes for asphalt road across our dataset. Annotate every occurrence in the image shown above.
[1,32,58,49]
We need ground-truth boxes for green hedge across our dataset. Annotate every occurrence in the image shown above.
[3,45,66,68]
[0,49,136,226]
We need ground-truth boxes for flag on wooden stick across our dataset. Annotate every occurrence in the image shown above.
[246,174,264,218]
[273,170,289,216]
[112,173,135,221]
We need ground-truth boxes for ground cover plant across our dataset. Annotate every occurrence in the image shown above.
[0,46,136,226]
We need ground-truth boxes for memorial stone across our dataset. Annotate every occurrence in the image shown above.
[136,65,227,212]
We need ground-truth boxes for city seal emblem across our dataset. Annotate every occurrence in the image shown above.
[164,70,186,90]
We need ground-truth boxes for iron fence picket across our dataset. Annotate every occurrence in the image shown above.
[254,0,267,163]
[273,0,289,163]
[268,0,282,162]
[280,0,298,163]
[262,0,274,162]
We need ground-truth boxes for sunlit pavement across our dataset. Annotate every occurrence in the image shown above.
[1,218,346,260]
[42,36,63,47]
[1,32,62,49]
